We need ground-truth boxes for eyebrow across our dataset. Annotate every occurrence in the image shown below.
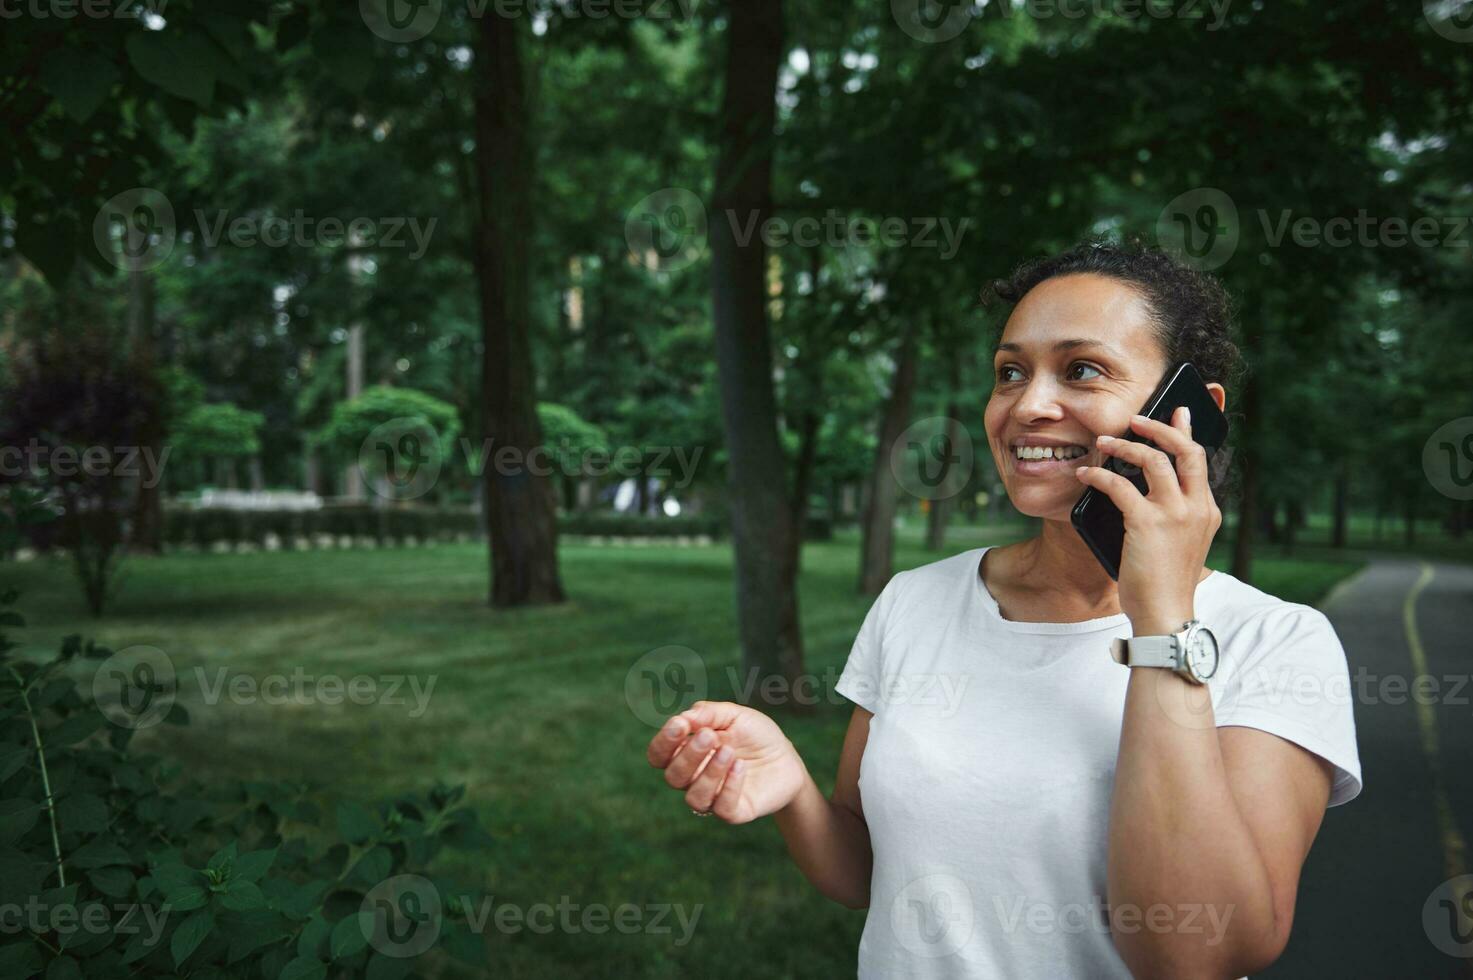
[995,338,1123,356]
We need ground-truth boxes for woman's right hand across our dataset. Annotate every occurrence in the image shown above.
[645,700,809,824]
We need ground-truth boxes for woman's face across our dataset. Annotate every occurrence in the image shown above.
[983,272,1224,522]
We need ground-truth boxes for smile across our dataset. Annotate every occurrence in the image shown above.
[1012,444,1088,461]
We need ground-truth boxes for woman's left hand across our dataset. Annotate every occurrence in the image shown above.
[1074,405,1221,635]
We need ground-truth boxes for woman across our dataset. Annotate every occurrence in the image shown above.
[644,242,1362,979]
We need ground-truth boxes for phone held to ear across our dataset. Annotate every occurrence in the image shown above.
[1070,362,1229,580]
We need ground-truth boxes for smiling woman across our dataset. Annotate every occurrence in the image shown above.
[645,241,1362,980]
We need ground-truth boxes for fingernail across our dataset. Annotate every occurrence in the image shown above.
[1183,406,1192,424]
[715,746,732,764]
[1076,466,1089,475]
[1097,434,1114,443]
[694,730,714,747]
[662,718,681,736]
[731,759,744,775]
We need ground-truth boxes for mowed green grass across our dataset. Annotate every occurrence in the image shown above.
[0,523,1363,979]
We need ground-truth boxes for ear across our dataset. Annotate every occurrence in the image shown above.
[1206,382,1227,413]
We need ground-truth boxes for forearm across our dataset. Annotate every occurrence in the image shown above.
[1108,662,1282,979]
[774,767,873,909]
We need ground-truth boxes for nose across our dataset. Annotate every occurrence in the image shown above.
[1010,375,1066,426]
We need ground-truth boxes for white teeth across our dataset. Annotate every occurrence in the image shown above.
[1013,445,1085,461]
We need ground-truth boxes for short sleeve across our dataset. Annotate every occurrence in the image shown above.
[1214,604,1364,807]
[834,573,904,715]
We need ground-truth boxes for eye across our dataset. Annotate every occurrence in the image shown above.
[995,363,1024,383]
[1065,361,1103,381]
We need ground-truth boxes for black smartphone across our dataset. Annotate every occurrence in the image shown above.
[1070,362,1228,580]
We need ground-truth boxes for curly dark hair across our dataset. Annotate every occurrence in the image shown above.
[983,239,1244,500]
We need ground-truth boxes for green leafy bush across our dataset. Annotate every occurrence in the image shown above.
[0,592,491,978]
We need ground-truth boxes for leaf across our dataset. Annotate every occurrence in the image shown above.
[0,746,28,781]
[56,793,108,835]
[295,911,330,959]
[37,47,118,123]
[124,29,219,107]
[335,802,377,845]
[278,956,327,980]
[170,907,214,967]
[87,866,135,899]
[233,847,276,883]
[47,711,102,748]
[44,955,81,980]
[207,841,237,873]
[329,912,368,959]
[0,942,42,979]
[165,885,208,912]
[0,799,39,845]
[219,880,265,912]
[69,837,132,869]
[349,846,391,887]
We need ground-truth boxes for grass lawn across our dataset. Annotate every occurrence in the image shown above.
[0,522,1367,978]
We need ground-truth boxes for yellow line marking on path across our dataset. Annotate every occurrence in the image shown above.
[1403,562,1473,969]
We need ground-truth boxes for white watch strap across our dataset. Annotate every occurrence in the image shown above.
[1111,635,1178,670]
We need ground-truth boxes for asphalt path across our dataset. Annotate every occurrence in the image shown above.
[1264,559,1473,979]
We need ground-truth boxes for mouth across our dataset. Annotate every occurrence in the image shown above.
[1007,439,1091,475]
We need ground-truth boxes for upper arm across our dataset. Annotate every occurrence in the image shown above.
[1218,725,1333,951]
[833,705,872,822]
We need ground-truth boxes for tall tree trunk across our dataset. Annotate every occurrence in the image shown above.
[709,0,802,696]
[1330,462,1349,548]
[342,319,365,501]
[858,325,919,595]
[789,405,821,570]
[128,268,164,553]
[925,357,963,551]
[474,9,564,607]
[1230,369,1259,583]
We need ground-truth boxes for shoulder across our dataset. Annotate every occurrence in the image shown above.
[878,548,984,611]
[1200,569,1337,639]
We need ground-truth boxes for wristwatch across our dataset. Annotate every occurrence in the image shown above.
[1110,619,1220,684]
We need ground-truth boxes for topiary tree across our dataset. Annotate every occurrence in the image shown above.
[314,388,461,504]
[173,404,265,491]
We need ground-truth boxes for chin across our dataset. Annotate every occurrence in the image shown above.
[1002,484,1078,523]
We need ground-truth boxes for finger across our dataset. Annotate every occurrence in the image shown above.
[675,700,743,733]
[1075,463,1147,519]
[712,758,748,824]
[1128,409,1210,498]
[647,714,691,769]
[685,743,736,813]
[1095,435,1181,501]
[663,726,720,790]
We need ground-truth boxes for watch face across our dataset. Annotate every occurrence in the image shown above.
[1189,627,1220,681]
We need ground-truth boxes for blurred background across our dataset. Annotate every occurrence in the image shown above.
[2,0,1473,977]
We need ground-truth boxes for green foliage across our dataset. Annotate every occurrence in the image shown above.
[0,592,491,979]
[173,404,265,460]
[536,404,607,456]
[314,387,461,468]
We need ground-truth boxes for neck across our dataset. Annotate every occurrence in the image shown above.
[1013,518,1120,608]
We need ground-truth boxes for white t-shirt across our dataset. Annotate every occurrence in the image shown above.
[834,546,1363,979]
